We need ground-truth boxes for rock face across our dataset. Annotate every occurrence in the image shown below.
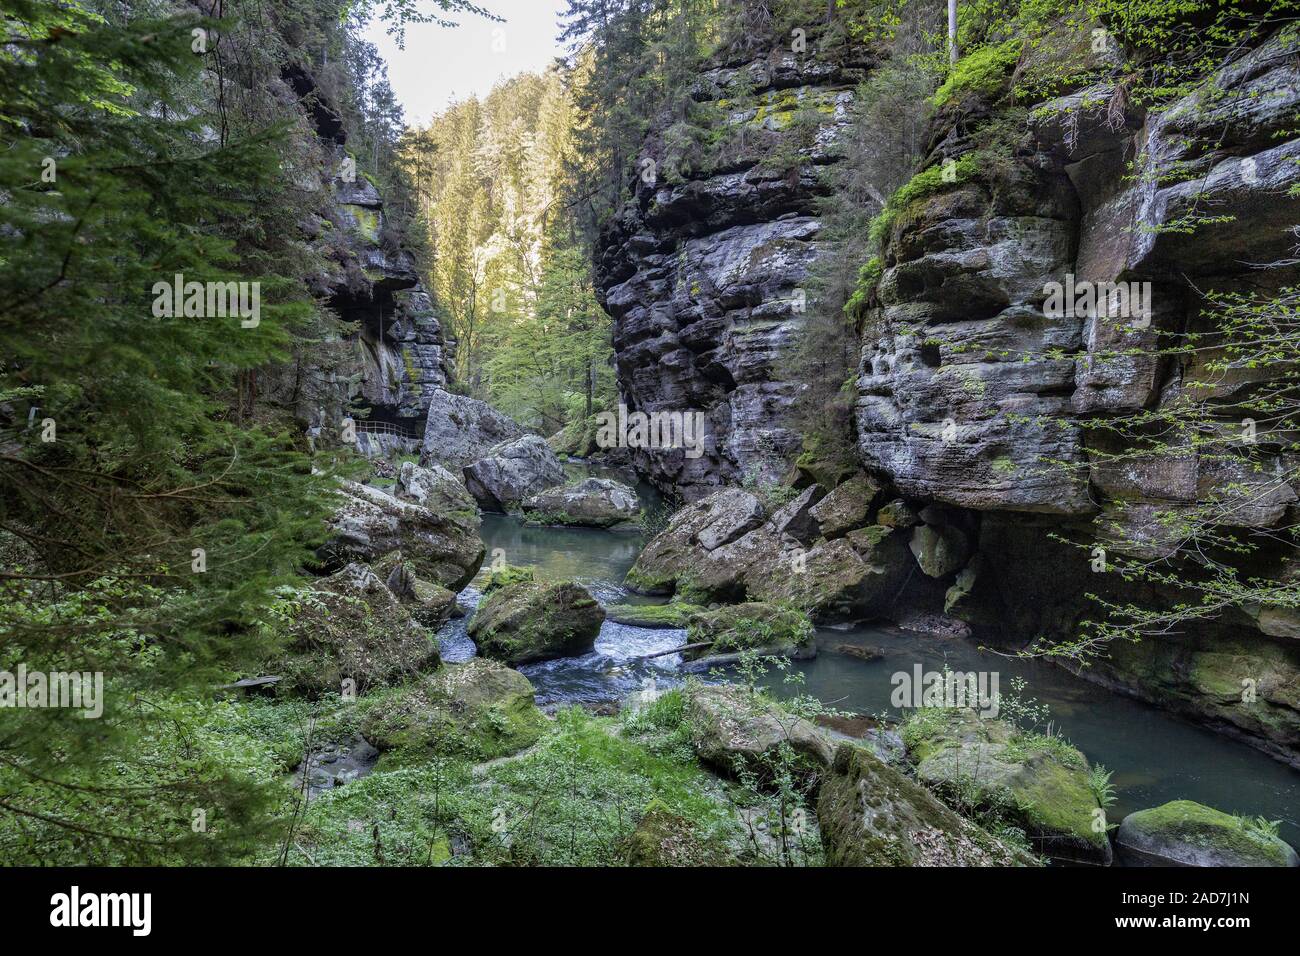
[593,45,870,499]
[462,435,567,512]
[838,33,1300,763]
[901,709,1112,865]
[420,388,524,472]
[272,563,440,696]
[266,67,453,452]
[468,580,606,665]
[319,480,484,591]
[1117,800,1299,867]
[817,745,1031,867]
[359,658,547,762]
[522,477,641,528]
[626,486,914,620]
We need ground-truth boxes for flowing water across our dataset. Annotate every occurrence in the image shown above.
[437,512,1300,847]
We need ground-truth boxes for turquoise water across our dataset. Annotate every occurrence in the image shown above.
[442,513,1300,847]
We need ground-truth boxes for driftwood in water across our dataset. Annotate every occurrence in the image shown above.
[636,642,711,661]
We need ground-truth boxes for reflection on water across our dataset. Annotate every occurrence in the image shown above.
[784,628,1300,847]
[440,513,1300,848]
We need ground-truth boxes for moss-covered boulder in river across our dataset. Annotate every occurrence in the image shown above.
[818,746,1034,867]
[271,563,440,697]
[900,708,1112,865]
[482,563,535,594]
[1116,800,1299,867]
[683,602,816,661]
[468,579,605,665]
[359,658,548,763]
[522,477,641,528]
[627,488,914,619]
[625,488,765,595]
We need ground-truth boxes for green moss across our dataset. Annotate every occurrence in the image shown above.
[1121,800,1296,867]
[901,709,1108,861]
[931,40,1023,109]
[684,602,814,659]
[624,562,677,596]
[869,153,978,246]
[482,564,535,594]
[843,256,883,320]
[358,658,547,763]
[605,602,705,629]
[347,205,381,243]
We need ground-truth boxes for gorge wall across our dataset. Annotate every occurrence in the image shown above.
[598,29,1300,765]
[266,65,455,456]
[595,43,871,500]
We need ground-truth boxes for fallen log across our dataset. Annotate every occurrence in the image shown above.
[636,642,711,661]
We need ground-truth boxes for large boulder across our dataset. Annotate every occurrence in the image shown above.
[909,523,970,578]
[625,488,765,595]
[684,684,840,774]
[683,602,816,662]
[468,579,606,665]
[720,528,913,617]
[463,435,566,511]
[1116,800,1299,867]
[522,477,641,528]
[271,563,440,697]
[319,480,484,590]
[818,746,1033,866]
[809,473,881,539]
[901,709,1112,865]
[359,658,548,762]
[419,387,524,471]
[394,460,477,514]
[624,803,732,866]
[371,551,457,627]
[627,489,913,620]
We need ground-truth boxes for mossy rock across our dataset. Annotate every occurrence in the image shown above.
[482,564,535,594]
[683,602,815,661]
[371,550,455,626]
[901,708,1112,865]
[359,658,547,763]
[808,472,880,539]
[623,802,733,866]
[271,563,439,698]
[605,602,705,629]
[468,579,605,665]
[684,684,839,777]
[1117,800,1299,867]
[818,746,1034,867]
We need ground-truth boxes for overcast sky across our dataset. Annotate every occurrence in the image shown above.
[363,0,570,126]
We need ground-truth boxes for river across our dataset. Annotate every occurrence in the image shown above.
[434,512,1300,847]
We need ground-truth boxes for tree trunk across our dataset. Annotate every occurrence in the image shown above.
[948,0,959,63]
